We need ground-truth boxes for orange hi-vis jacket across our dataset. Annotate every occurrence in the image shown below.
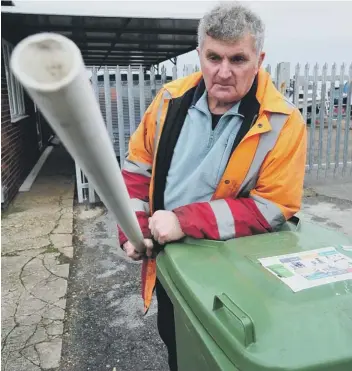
[118,68,307,312]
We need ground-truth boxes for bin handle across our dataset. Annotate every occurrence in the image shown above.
[213,293,255,347]
[288,215,301,231]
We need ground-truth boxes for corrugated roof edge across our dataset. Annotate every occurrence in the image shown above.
[1,1,213,19]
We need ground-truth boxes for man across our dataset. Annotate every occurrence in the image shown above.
[118,2,307,370]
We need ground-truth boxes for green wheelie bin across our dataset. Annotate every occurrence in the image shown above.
[157,218,352,371]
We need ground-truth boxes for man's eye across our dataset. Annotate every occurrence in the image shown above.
[208,54,221,61]
[230,56,246,63]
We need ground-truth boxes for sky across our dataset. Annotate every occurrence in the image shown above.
[4,1,352,76]
[161,1,352,76]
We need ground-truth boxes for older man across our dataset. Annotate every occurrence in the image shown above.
[118,2,307,370]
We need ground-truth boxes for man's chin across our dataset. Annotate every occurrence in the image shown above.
[212,93,239,104]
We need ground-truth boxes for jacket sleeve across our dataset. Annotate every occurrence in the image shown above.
[173,110,307,240]
[118,90,164,246]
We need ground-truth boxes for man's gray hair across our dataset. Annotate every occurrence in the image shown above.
[198,2,265,55]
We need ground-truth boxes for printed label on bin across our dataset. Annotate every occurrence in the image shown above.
[259,247,352,292]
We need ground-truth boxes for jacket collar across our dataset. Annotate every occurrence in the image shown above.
[164,68,293,116]
[256,68,293,115]
[191,75,256,118]
[191,78,206,106]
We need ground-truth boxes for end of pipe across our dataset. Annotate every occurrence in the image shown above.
[10,33,83,93]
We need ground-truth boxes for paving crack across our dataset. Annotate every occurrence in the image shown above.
[27,292,63,310]
[33,341,41,362]
[41,316,54,329]
[2,288,19,296]
[1,290,22,349]
[2,323,41,366]
[41,256,68,280]
[19,349,41,368]
[49,199,65,235]
[19,258,66,311]
[19,272,55,299]
[2,245,52,258]
[1,322,19,350]
[2,252,20,257]
[33,343,44,370]
[18,337,53,353]
[43,324,50,339]
[22,321,41,350]
[34,343,46,371]
[3,349,22,370]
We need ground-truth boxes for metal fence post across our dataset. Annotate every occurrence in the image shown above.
[75,163,84,203]
[116,65,126,167]
[293,63,300,106]
[127,65,136,136]
[139,65,146,117]
[345,63,352,176]
[308,63,319,173]
[172,65,177,81]
[88,66,99,203]
[183,64,194,76]
[334,63,345,175]
[104,66,113,141]
[325,63,337,176]
[150,66,156,99]
[161,65,167,84]
[302,63,310,123]
[317,63,328,177]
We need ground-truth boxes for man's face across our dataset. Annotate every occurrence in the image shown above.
[197,34,265,103]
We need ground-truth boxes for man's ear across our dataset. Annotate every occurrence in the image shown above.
[258,52,265,69]
[196,47,200,57]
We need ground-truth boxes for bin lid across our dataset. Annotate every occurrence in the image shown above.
[158,221,352,371]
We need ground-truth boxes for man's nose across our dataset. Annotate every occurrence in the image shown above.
[217,60,232,79]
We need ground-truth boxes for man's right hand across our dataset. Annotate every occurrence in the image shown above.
[122,239,154,261]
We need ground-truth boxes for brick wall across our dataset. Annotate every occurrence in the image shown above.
[1,52,41,209]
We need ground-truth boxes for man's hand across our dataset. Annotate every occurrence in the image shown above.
[148,210,185,245]
[123,239,154,260]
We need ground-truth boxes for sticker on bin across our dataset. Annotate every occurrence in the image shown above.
[259,247,352,292]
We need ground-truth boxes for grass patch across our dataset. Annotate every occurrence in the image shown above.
[44,245,60,254]
[2,251,20,257]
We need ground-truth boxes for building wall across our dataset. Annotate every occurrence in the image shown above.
[1,51,42,209]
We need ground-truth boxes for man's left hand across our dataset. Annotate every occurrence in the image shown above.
[148,210,185,245]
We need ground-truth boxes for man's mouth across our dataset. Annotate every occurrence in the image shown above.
[214,84,232,89]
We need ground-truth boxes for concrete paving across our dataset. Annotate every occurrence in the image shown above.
[310,182,352,203]
[301,182,352,236]
[1,146,75,371]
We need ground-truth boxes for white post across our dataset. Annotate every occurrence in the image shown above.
[276,62,291,97]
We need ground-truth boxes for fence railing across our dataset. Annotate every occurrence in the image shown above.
[274,62,352,178]
[76,62,352,203]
